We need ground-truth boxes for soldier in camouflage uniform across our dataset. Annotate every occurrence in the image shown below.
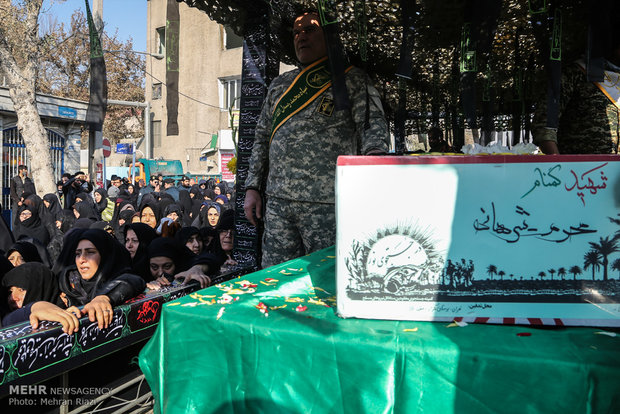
[244,11,389,268]
[533,32,620,154]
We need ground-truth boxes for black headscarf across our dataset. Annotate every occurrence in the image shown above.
[90,220,114,234]
[7,240,43,264]
[125,223,158,247]
[0,256,14,318]
[57,228,133,305]
[0,255,14,277]
[75,192,93,206]
[22,192,42,213]
[57,210,76,234]
[212,209,235,262]
[206,178,216,190]
[43,193,63,220]
[200,202,222,229]
[147,237,192,275]
[189,185,202,199]
[2,262,62,307]
[139,195,162,229]
[164,203,183,223]
[157,194,174,220]
[119,209,137,224]
[216,208,235,232]
[155,226,223,276]
[111,200,136,242]
[13,205,50,245]
[73,217,95,229]
[124,223,158,280]
[175,226,200,246]
[204,189,216,201]
[94,188,109,214]
[73,201,98,222]
[178,189,194,226]
[126,184,138,208]
[200,226,218,253]
[189,196,204,227]
[0,203,14,252]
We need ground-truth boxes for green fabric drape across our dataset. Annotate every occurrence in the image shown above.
[140,246,620,414]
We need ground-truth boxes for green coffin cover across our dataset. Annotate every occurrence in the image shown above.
[139,247,620,413]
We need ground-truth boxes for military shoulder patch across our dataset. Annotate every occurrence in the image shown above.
[317,96,335,117]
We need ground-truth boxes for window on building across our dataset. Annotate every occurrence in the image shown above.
[152,83,162,100]
[152,120,162,147]
[156,27,165,56]
[224,25,243,50]
[219,78,241,110]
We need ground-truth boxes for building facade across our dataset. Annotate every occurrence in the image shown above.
[0,86,87,219]
[146,0,243,179]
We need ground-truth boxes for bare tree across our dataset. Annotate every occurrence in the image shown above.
[38,9,145,144]
[0,0,56,196]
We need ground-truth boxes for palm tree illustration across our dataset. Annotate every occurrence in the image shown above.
[588,237,619,281]
[548,268,556,281]
[509,273,514,281]
[583,250,602,281]
[538,271,546,280]
[612,258,620,279]
[569,265,582,280]
[608,214,620,241]
[498,270,505,281]
[557,267,566,280]
[486,264,497,281]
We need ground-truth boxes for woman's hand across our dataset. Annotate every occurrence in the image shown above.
[30,302,81,334]
[153,275,172,287]
[66,306,82,318]
[146,280,163,290]
[82,295,114,330]
[60,292,69,307]
[175,264,211,288]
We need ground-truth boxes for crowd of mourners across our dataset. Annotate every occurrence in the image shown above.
[0,171,237,333]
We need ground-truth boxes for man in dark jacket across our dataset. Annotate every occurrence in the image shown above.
[62,172,93,210]
[9,165,36,212]
[178,175,192,191]
[138,175,160,205]
[163,178,180,201]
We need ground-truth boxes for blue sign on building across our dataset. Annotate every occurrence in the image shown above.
[116,143,132,154]
[58,106,77,118]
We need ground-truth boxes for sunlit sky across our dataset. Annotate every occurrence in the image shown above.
[41,0,147,51]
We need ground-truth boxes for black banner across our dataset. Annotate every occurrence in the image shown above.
[394,80,407,154]
[166,0,180,136]
[396,0,416,79]
[233,8,279,268]
[84,0,107,132]
[318,0,350,111]
[586,0,612,83]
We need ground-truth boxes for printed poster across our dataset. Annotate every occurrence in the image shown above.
[336,155,620,327]
[220,151,236,182]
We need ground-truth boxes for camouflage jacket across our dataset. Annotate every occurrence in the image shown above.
[532,62,620,154]
[245,66,389,203]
